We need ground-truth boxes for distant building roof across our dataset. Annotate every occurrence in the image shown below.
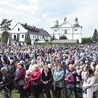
[73,17,82,28]
[21,23,51,37]
[51,20,59,28]
[51,17,82,28]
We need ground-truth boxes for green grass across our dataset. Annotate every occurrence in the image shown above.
[11,90,20,98]
[11,90,65,98]
[11,90,81,98]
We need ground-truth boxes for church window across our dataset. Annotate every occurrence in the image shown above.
[14,35,16,40]
[55,30,57,32]
[33,35,34,39]
[22,35,24,38]
[18,28,20,31]
[65,30,67,34]
[74,29,77,31]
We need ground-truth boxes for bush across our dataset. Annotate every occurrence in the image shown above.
[34,42,78,46]
[82,37,92,44]
[59,35,67,40]
[25,35,31,45]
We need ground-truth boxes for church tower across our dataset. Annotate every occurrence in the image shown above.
[51,17,82,43]
[73,17,82,43]
[51,20,60,39]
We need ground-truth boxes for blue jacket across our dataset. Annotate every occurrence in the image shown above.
[53,68,64,88]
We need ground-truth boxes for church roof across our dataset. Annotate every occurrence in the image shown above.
[51,24,59,28]
[21,23,51,37]
[51,20,59,28]
[74,24,81,27]
[51,17,82,28]
[73,17,82,28]
[11,22,51,37]
[21,23,39,33]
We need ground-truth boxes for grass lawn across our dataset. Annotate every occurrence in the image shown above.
[11,89,82,98]
[11,90,20,98]
[11,90,65,98]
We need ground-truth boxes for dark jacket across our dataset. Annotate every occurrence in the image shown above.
[41,68,53,90]
[2,72,14,90]
[8,64,16,75]
[14,68,26,83]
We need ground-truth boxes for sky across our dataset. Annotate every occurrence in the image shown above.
[0,0,98,37]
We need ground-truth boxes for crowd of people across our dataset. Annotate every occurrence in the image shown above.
[0,44,98,98]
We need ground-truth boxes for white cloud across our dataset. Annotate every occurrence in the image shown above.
[65,0,98,37]
[0,0,40,25]
[0,0,98,37]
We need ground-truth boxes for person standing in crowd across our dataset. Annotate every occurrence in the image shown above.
[24,64,41,98]
[14,63,28,98]
[24,58,30,70]
[81,66,87,82]
[0,66,14,98]
[53,63,64,98]
[8,59,16,75]
[64,68,74,98]
[41,66,53,98]
[27,59,37,74]
[69,64,77,98]
[82,69,96,98]
[94,65,98,97]
[0,55,3,82]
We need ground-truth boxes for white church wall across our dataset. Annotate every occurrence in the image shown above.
[59,28,72,34]
[19,34,25,41]
[73,34,82,43]
[59,22,73,28]
[11,23,27,34]
[53,29,60,39]
[73,27,82,34]
[65,34,73,39]
[51,17,82,43]
[12,34,17,40]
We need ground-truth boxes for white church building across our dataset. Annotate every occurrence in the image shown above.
[8,22,51,45]
[51,17,82,43]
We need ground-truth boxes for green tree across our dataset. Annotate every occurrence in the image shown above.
[82,37,92,44]
[59,35,67,40]
[2,31,9,44]
[25,35,31,45]
[0,18,12,32]
[92,29,98,41]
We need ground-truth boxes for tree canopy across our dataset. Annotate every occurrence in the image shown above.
[92,29,98,42]
[0,18,12,32]
[2,31,9,44]
[82,37,92,44]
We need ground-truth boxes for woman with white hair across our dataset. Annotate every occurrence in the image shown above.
[27,59,37,74]
[24,64,41,98]
[0,66,14,98]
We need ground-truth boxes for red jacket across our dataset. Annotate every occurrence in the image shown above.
[24,69,41,89]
